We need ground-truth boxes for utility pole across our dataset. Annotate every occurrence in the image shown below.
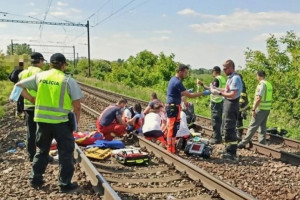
[87,20,91,77]
[11,40,13,55]
[0,18,91,77]
[73,45,76,70]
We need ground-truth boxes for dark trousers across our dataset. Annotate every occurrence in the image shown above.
[30,122,75,186]
[25,110,37,160]
[236,112,243,139]
[211,101,223,142]
[222,98,239,155]
[17,96,24,113]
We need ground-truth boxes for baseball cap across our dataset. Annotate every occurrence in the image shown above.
[31,52,45,61]
[212,66,221,73]
[50,53,67,64]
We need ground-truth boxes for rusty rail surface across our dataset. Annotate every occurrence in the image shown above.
[74,140,121,199]
[81,102,255,199]
[79,82,300,163]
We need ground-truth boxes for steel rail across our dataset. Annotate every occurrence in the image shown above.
[74,139,121,200]
[81,102,255,200]
[78,82,300,151]
[199,125,300,165]
[138,137,255,200]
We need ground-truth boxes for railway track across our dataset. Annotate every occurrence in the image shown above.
[78,82,300,199]
[79,82,300,165]
[79,103,254,199]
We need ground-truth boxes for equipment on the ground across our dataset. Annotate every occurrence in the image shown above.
[184,137,211,158]
[115,149,150,166]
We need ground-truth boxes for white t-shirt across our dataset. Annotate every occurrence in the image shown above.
[123,109,132,119]
[142,112,162,133]
[176,111,190,137]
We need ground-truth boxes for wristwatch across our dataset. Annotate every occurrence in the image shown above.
[219,92,222,95]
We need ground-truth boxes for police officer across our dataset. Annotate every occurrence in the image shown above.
[211,60,243,160]
[198,66,226,144]
[238,70,273,148]
[166,64,210,154]
[16,53,83,192]
[18,52,44,161]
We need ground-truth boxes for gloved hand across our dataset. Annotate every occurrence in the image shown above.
[203,90,211,96]
[211,88,220,95]
[188,88,194,93]
[134,114,141,119]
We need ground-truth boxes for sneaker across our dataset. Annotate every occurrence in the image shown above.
[221,152,237,161]
[30,180,45,189]
[209,138,222,145]
[237,143,246,149]
[59,182,78,193]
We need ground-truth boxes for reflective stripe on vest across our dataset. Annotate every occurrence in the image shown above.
[257,80,273,110]
[34,69,72,123]
[19,66,42,109]
[211,75,226,103]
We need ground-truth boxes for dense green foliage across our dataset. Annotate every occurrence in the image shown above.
[6,43,32,55]
[0,81,14,118]
[241,31,300,139]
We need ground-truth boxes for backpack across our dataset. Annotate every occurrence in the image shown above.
[8,69,22,83]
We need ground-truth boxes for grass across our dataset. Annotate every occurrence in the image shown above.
[0,80,14,118]
[75,75,299,140]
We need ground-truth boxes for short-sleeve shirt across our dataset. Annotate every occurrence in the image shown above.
[167,76,186,105]
[224,72,243,100]
[211,78,220,88]
[18,72,83,101]
[256,81,266,97]
[142,112,162,133]
[100,105,122,126]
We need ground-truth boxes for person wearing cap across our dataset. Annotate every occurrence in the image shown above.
[16,53,83,192]
[210,60,243,160]
[238,70,273,148]
[197,66,226,144]
[166,64,211,154]
[18,52,45,162]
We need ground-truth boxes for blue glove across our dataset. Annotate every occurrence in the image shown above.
[188,88,194,93]
[203,90,211,96]
[134,114,141,119]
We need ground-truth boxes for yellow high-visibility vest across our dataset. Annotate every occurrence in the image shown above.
[211,75,226,103]
[19,66,42,109]
[34,69,72,123]
[257,80,273,110]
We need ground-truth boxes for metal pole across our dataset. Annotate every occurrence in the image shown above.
[87,20,91,77]
[77,53,79,68]
[11,40,13,55]
[73,45,75,71]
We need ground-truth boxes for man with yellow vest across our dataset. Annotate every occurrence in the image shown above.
[238,70,273,148]
[16,53,83,192]
[197,66,226,144]
[18,52,44,162]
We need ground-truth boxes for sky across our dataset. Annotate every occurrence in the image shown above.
[1,0,300,69]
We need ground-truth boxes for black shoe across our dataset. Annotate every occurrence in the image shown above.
[237,143,246,149]
[221,152,237,161]
[249,141,253,148]
[30,180,45,189]
[59,182,78,193]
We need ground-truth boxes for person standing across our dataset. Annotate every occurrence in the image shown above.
[211,60,242,160]
[18,52,44,161]
[236,73,249,141]
[166,64,210,154]
[9,60,24,118]
[238,70,273,148]
[197,66,226,144]
[16,53,83,192]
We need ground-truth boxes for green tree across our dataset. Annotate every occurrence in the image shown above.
[6,43,32,55]
[242,31,300,138]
